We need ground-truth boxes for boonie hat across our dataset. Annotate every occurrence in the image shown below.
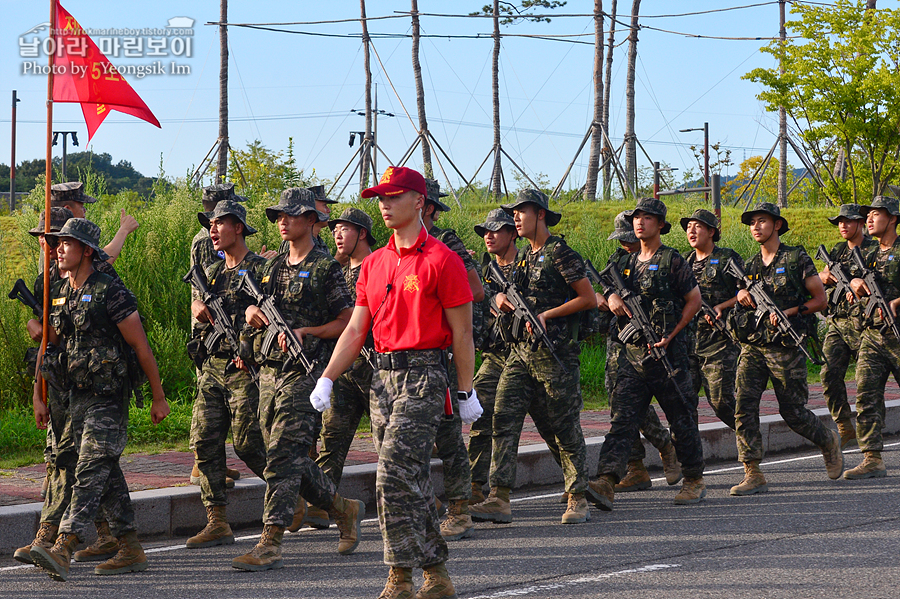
[309,184,338,205]
[680,208,721,242]
[626,197,672,235]
[361,166,427,199]
[501,189,561,227]
[202,182,247,204]
[827,204,865,225]
[474,208,516,237]
[44,218,110,262]
[328,207,378,247]
[50,181,98,205]
[199,199,257,236]
[859,196,900,219]
[607,211,638,243]
[29,207,73,237]
[425,179,452,213]
[266,188,327,223]
[741,201,789,234]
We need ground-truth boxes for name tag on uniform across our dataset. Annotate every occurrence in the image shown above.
[298,271,310,279]
[52,297,65,306]
[776,267,785,274]
[890,256,895,261]
[711,259,719,264]
[538,256,544,262]
[217,251,225,259]
[649,265,659,271]
[81,295,92,302]
[238,270,247,276]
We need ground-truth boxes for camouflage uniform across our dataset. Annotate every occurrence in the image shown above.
[820,210,877,428]
[854,236,900,453]
[429,224,477,502]
[252,246,354,527]
[316,261,373,486]
[595,245,705,482]
[730,243,833,462]
[685,245,743,429]
[489,236,589,494]
[469,257,562,487]
[190,250,268,508]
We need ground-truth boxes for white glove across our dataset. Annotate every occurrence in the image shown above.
[458,390,483,424]
[310,377,334,412]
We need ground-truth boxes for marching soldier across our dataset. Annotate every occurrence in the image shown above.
[846,196,900,479]
[589,198,706,509]
[819,204,876,448]
[185,201,268,548]
[470,189,597,525]
[728,202,843,495]
[237,188,364,571]
[682,208,741,429]
[29,219,170,581]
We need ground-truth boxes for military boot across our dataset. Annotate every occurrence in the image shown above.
[434,496,447,518]
[673,476,706,505]
[615,460,652,492]
[30,532,80,582]
[441,499,475,540]
[327,494,366,555]
[659,441,683,486]
[94,531,148,575]
[377,566,414,599]
[186,505,234,548]
[468,487,512,523]
[730,461,768,496]
[231,524,284,571]
[561,492,590,524]
[304,499,331,529]
[14,522,57,565]
[586,475,615,511]
[558,491,569,504]
[836,420,857,449]
[73,520,119,562]
[844,451,887,480]
[469,482,485,506]
[287,496,307,532]
[821,429,844,479]
[226,466,241,480]
[417,562,458,599]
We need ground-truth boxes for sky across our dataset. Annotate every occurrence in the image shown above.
[0,1,849,198]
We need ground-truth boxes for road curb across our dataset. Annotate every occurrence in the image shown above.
[3,400,898,557]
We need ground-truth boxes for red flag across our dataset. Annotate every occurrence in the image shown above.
[51,1,160,141]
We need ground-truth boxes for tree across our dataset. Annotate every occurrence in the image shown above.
[219,140,318,198]
[624,0,641,196]
[602,0,618,201]
[744,0,900,203]
[410,0,432,177]
[725,156,811,205]
[216,0,229,183]
[584,0,604,201]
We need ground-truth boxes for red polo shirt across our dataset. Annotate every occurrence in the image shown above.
[357,225,472,352]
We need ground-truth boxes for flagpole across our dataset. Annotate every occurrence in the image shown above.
[40,0,57,404]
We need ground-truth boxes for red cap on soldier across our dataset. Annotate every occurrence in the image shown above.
[361,166,427,199]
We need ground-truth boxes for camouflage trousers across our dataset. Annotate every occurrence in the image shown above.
[469,349,562,485]
[821,316,863,425]
[596,338,704,482]
[734,343,831,462]
[190,356,267,507]
[58,390,135,540]
[317,356,373,487]
[607,336,672,462]
[490,343,587,494]
[258,365,336,527]
[689,327,739,430]
[435,361,471,501]
[854,328,900,452]
[369,359,448,568]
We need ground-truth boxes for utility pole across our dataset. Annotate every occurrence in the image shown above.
[373,82,378,183]
[491,0,502,200]
[410,0,432,177]
[52,131,79,181]
[216,0,228,183]
[777,0,787,207]
[10,90,19,212]
[602,0,618,201]
[360,0,373,190]
[704,121,709,202]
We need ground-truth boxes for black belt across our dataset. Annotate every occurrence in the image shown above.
[373,349,445,370]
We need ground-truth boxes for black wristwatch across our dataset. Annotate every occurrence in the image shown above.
[798,304,809,314]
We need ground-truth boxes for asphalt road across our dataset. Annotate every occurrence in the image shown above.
[1,438,898,599]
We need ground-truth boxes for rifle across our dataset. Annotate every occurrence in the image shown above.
[242,271,318,381]
[699,299,737,343]
[8,279,42,319]
[598,262,692,407]
[183,264,259,385]
[487,260,567,372]
[585,259,603,286]
[815,244,858,304]
[725,259,824,365]
[849,246,900,339]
